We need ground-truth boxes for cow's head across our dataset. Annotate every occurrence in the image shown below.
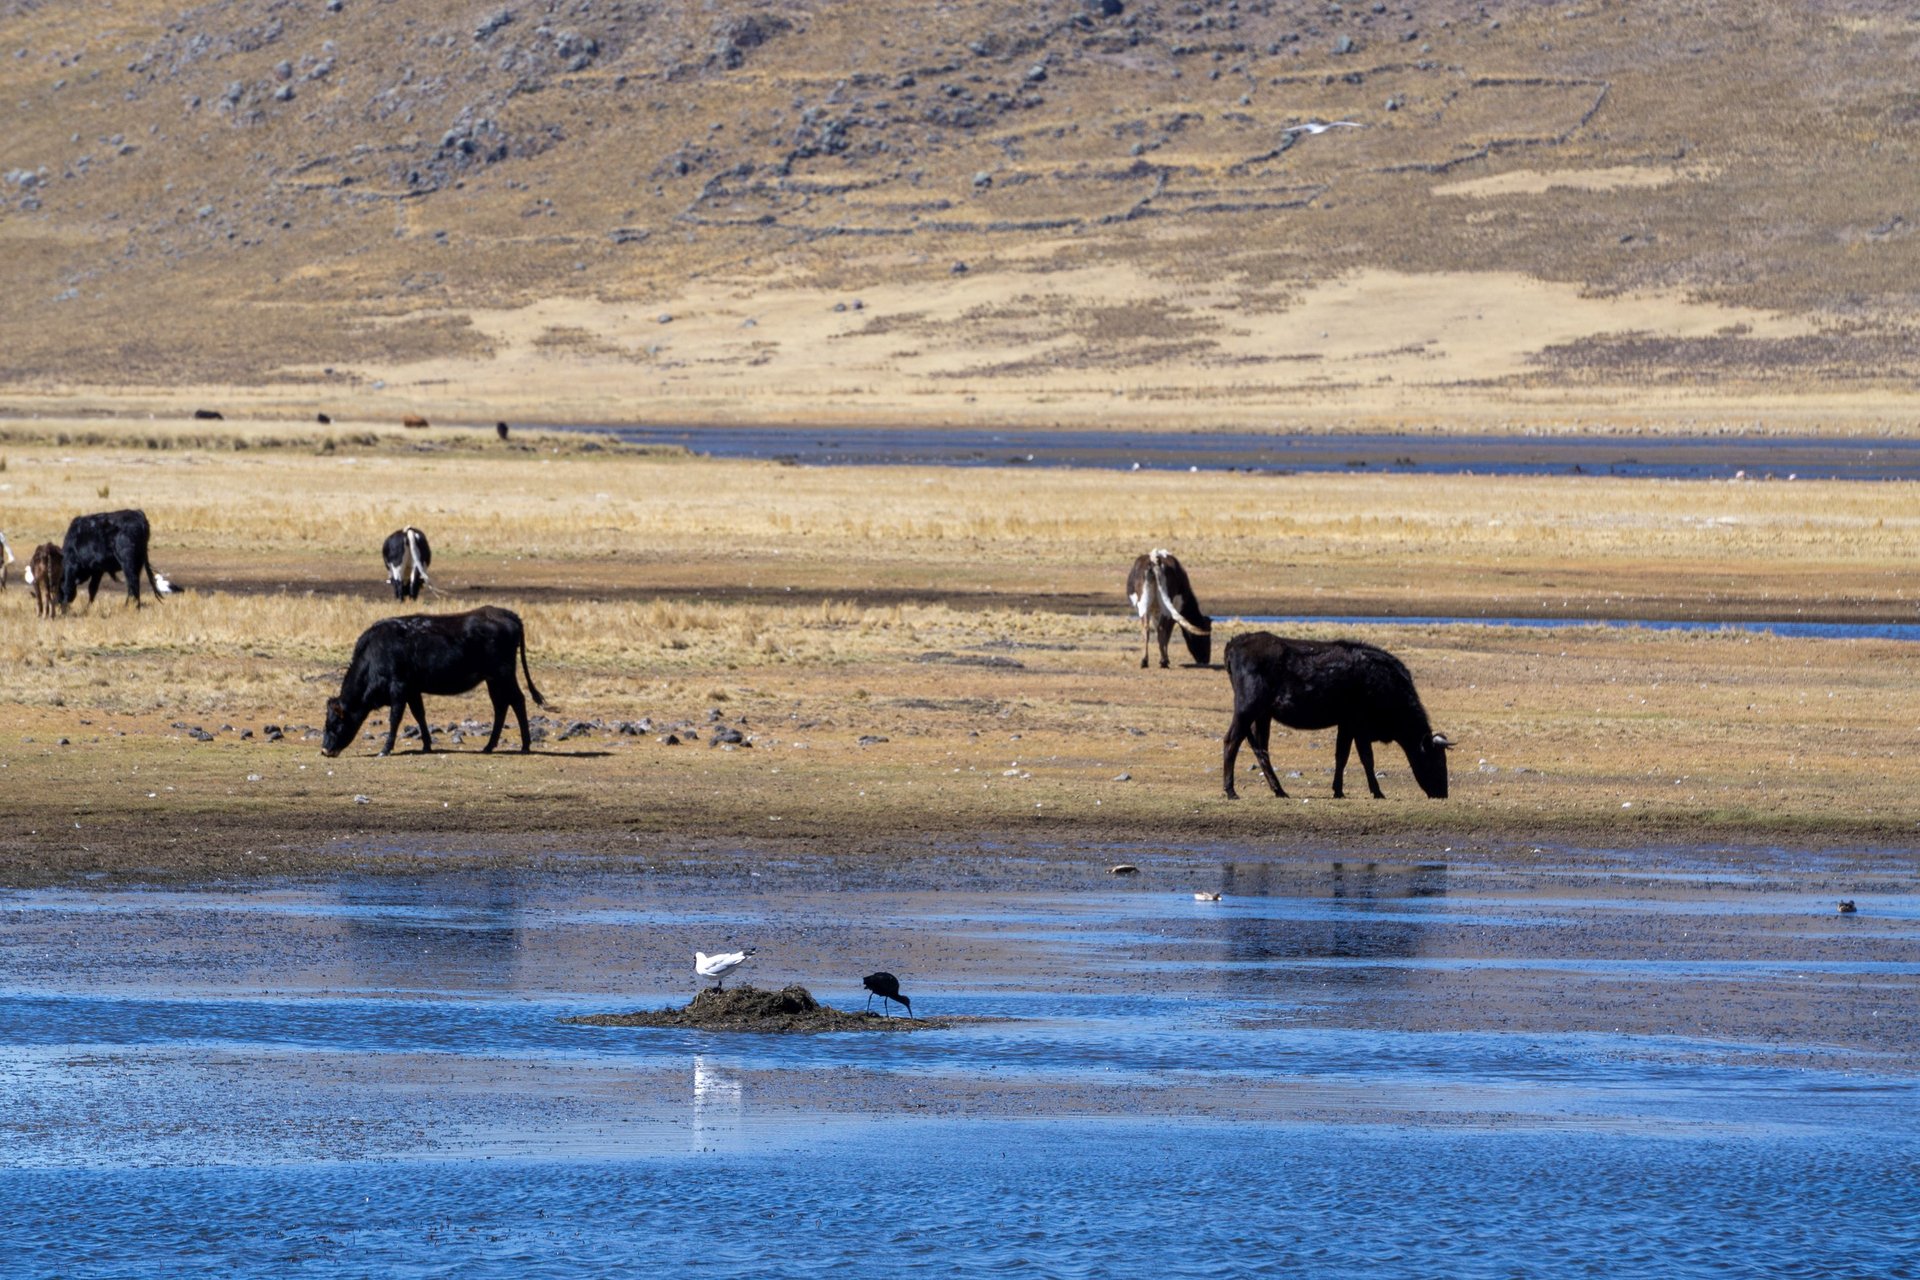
[1408,732,1452,799]
[1181,618,1213,668]
[321,696,361,757]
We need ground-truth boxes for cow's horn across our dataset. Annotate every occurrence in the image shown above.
[1431,733,1454,748]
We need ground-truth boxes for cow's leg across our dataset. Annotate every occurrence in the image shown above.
[1222,710,1250,798]
[511,687,533,753]
[380,700,406,756]
[481,682,509,753]
[1139,616,1151,669]
[409,694,433,752]
[1333,727,1353,798]
[1355,738,1385,798]
[1155,616,1174,668]
[87,572,103,602]
[1248,713,1287,798]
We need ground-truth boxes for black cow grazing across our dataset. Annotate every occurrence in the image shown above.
[27,543,64,618]
[495,421,510,441]
[59,509,173,609]
[322,606,546,757]
[1222,632,1451,801]
[862,972,913,1018]
[1126,548,1211,668]
[192,408,224,420]
[382,526,432,601]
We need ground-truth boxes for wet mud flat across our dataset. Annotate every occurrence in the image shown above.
[4,846,1917,1277]
[566,983,969,1033]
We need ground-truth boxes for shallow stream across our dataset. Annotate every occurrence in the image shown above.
[5,854,1915,1276]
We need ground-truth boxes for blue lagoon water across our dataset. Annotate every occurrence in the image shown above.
[4,864,1916,1277]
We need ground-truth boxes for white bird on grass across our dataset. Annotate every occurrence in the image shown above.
[695,947,755,989]
[1283,120,1364,136]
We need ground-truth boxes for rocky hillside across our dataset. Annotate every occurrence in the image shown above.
[3,0,1917,421]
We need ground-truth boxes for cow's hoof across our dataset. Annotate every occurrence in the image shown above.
[377,749,391,757]
[1224,790,1238,800]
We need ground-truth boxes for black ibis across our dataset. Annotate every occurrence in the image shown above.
[862,971,913,1017]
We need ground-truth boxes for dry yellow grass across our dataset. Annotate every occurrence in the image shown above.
[2,437,1916,882]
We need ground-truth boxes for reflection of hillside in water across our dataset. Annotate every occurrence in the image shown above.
[332,874,527,991]
[1214,863,1448,982]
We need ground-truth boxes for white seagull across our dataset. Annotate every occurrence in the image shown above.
[695,947,755,989]
[1283,120,1364,136]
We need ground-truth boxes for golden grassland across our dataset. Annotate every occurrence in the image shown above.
[2,432,1917,882]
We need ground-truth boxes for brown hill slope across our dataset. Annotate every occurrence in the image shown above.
[3,0,1918,427]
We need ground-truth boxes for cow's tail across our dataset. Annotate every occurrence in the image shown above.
[404,526,430,592]
[519,625,546,707]
[0,531,13,564]
[1152,559,1209,635]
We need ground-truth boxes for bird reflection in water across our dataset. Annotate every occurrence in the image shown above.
[691,1055,743,1150]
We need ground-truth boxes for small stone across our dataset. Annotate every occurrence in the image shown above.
[1109,864,1141,876]
[353,794,371,804]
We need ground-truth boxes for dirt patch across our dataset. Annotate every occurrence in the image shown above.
[564,984,970,1033]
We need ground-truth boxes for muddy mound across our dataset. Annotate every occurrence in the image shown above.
[564,984,957,1033]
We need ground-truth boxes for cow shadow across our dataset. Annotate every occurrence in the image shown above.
[378,747,614,759]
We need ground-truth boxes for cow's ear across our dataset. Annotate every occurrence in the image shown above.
[325,697,342,716]
[1431,733,1453,749]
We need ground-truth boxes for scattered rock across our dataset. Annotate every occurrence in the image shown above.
[1109,864,1141,876]
[857,734,889,746]
[353,794,371,804]
[1112,772,1131,782]
[660,733,681,745]
[912,651,1025,668]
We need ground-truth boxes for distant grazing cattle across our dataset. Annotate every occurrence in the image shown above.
[1126,549,1211,668]
[382,526,432,600]
[316,412,332,424]
[59,509,173,609]
[322,606,546,756]
[402,414,430,429]
[0,531,12,589]
[496,421,510,441]
[27,543,63,618]
[1222,632,1451,800]
[192,408,224,420]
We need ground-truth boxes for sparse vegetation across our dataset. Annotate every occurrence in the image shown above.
[1,442,1915,883]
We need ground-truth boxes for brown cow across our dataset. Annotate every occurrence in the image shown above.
[28,542,64,618]
[402,414,430,429]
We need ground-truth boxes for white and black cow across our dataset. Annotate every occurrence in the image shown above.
[58,509,173,608]
[382,526,432,601]
[1222,632,1452,801]
[1126,548,1212,668]
[322,606,546,756]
